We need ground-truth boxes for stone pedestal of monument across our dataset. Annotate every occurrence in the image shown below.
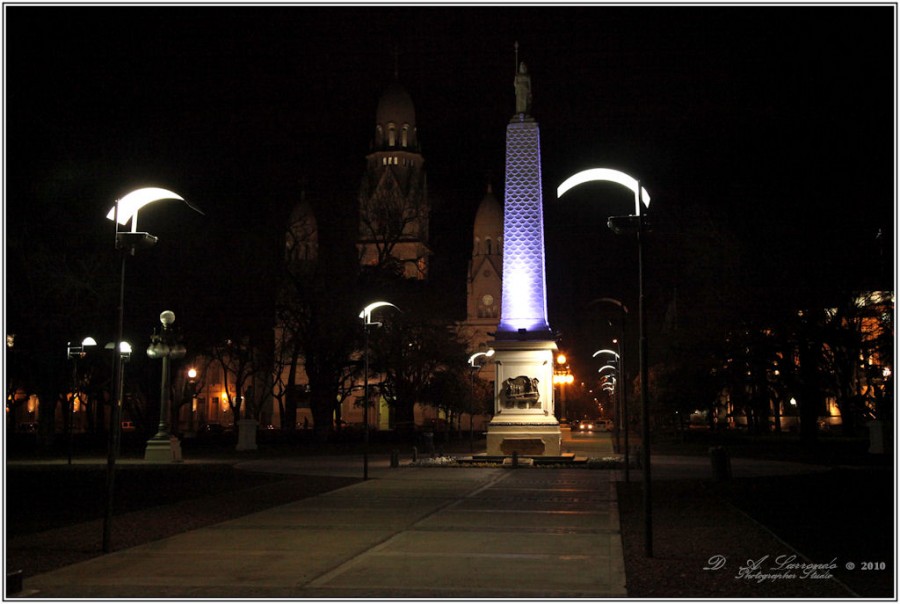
[236,418,259,451]
[486,338,561,457]
[144,435,183,463]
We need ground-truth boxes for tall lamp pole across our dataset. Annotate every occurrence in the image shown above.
[145,310,187,461]
[66,337,97,464]
[359,301,398,480]
[467,349,495,452]
[102,187,202,553]
[559,168,654,557]
[588,297,629,480]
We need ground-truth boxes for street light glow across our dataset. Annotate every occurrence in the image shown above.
[598,364,617,374]
[468,349,496,366]
[106,188,185,229]
[359,301,399,324]
[593,349,620,359]
[557,168,650,216]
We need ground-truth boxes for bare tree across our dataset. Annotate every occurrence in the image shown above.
[358,172,429,279]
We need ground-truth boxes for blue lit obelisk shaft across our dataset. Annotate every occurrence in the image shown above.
[497,66,551,339]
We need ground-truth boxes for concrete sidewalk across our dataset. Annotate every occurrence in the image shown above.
[19,436,627,598]
[15,432,832,598]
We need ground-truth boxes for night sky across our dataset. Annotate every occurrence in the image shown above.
[4,4,896,373]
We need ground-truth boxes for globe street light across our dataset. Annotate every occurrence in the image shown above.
[145,310,187,462]
[559,168,654,557]
[359,301,399,480]
[468,349,495,452]
[103,340,132,459]
[66,337,97,464]
[185,367,201,437]
[103,187,201,553]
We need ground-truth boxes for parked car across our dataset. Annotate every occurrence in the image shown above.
[121,421,136,432]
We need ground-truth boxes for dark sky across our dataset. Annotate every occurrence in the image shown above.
[4,4,896,366]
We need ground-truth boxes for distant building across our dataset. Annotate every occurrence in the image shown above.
[269,69,496,432]
[459,184,503,377]
[357,79,430,280]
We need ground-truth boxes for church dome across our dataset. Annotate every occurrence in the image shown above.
[374,82,418,150]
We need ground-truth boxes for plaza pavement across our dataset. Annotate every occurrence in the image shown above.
[17,433,627,599]
[14,432,829,599]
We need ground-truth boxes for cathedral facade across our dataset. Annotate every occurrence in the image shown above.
[275,70,502,432]
[357,80,430,280]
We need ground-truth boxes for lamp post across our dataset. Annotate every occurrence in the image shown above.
[559,168,654,557]
[66,337,97,464]
[359,301,399,480]
[186,367,200,437]
[468,349,495,452]
[102,187,202,553]
[552,353,574,422]
[102,339,132,458]
[588,297,629,477]
[145,310,187,462]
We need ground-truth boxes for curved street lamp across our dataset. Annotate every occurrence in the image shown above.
[588,297,629,472]
[468,349,495,451]
[557,168,650,216]
[359,301,399,480]
[559,167,654,557]
[102,187,202,553]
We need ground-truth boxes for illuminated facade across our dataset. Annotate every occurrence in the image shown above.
[357,80,430,280]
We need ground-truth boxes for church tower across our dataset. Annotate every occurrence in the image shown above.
[460,183,503,387]
[357,71,430,280]
[466,184,503,330]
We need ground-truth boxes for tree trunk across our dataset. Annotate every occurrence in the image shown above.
[309,388,335,443]
[282,353,299,431]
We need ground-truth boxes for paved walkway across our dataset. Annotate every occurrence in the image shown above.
[15,432,831,599]
[19,435,627,598]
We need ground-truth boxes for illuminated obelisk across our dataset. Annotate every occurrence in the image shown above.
[486,49,561,457]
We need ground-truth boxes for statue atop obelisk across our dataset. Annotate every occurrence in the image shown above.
[486,44,561,457]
